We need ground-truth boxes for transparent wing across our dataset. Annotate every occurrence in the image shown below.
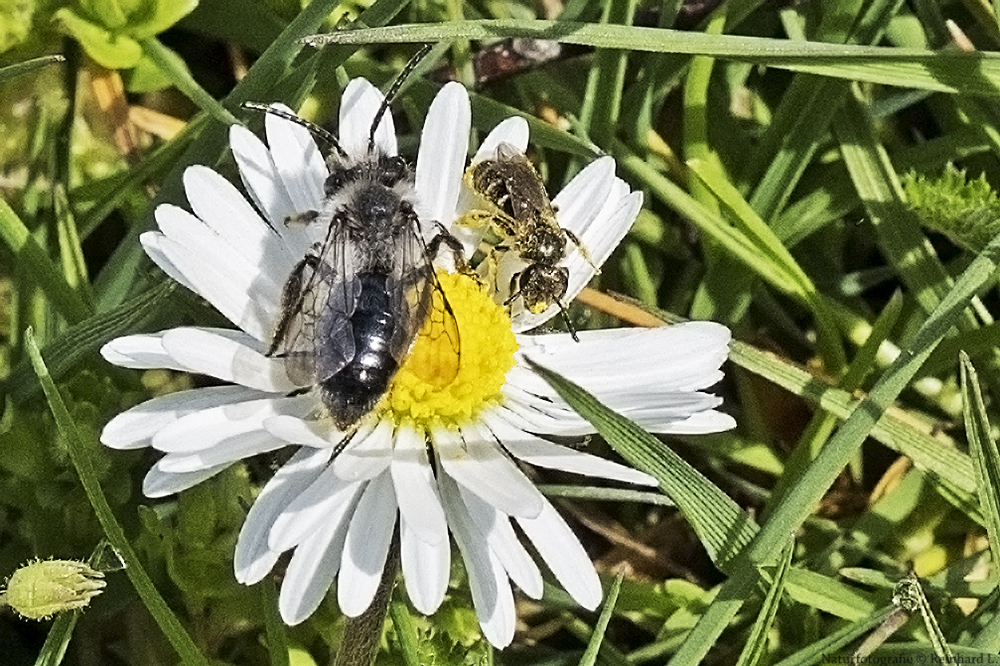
[388,226,461,384]
[387,226,434,362]
[269,222,361,386]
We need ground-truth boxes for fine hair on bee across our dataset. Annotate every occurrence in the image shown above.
[463,143,595,341]
[242,45,465,431]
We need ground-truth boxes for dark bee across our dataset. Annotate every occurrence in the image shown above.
[249,54,461,430]
[464,143,589,337]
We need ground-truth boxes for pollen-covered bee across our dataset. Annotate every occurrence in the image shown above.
[248,55,462,430]
[463,142,590,337]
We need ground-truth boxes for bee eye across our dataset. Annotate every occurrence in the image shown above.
[325,168,349,194]
[379,156,407,186]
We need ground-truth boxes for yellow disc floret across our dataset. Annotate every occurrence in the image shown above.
[385,270,518,427]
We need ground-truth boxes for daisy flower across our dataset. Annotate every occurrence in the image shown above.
[100,78,735,648]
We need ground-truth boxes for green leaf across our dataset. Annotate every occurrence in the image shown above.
[5,281,175,404]
[33,613,78,666]
[304,21,1000,97]
[131,0,199,38]
[736,540,793,666]
[960,353,1000,566]
[669,176,1000,666]
[579,570,624,666]
[526,359,759,571]
[53,8,143,69]
[25,328,211,666]
[0,56,65,84]
[0,195,92,325]
[79,0,129,30]
[125,50,183,93]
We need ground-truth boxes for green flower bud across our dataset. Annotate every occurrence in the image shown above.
[2,559,106,620]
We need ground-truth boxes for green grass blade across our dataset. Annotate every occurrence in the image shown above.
[25,329,211,666]
[960,353,1000,564]
[5,281,176,404]
[526,359,759,572]
[735,539,793,666]
[0,55,65,82]
[772,605,897,666]
[578,570,624,666]
[260,579,289,666]
[139,38,239,126]
[0,196,93,325]
[305,21,1000,97]
[33,612,78,666]
[669,185,1000,666]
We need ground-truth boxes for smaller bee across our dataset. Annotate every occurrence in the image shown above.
[463,143,591,338]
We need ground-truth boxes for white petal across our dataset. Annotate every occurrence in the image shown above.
[102,385,264,449]
[279,489,358,624]
[155,199,284,305]
[142,459,229,498]
[457,485,543,599]
[140,232,197,294]
[152,395,309,453]
[333,418,394,482]
[161,328,297,392]
[480,410,656,486]
[265,414,344,447]
[551,157,615,234]
[416,81,470,231]
[399,515,449,614]
[181,166,295,285]
[440,472,515,648]
[474,117,529,163]
[338,472,397,617]
[340,79,395,157]
[156,430,285,473]
[101,332,188,371]
[390,425,447,544]
[644,410,737,434]
[516,323,730,394]
[265,104,328,213]
[494,391,592,437]
[432,425,544,519]
[148,234,275,341]
[268,464,363,552]
[235,446,333,584]
[230,123,296,227]
[516,499,602,610]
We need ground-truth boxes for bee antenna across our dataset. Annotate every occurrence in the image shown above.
[367,44,435,154]
[242,102,348,160]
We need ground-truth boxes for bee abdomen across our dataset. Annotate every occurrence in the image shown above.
[320,272,399,429]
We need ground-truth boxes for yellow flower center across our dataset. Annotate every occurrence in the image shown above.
[383,270,518,427]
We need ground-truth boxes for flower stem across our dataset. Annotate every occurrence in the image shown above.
[333,541,400,666]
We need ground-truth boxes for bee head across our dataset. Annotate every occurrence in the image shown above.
[518,264,569,314]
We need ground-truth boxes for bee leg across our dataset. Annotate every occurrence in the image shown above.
[425,226,469,272]
[556,298,580,342]
[267,253,320,356]
[504,273,580,343]
[563,228,599,273]
[283,209,320,227]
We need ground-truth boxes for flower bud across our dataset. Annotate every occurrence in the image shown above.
[2,559,106,620]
